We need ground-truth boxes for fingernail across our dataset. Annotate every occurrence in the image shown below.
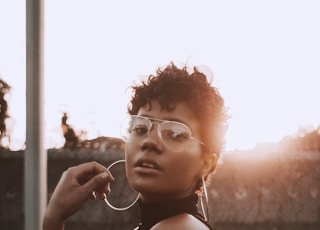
[91,191,96,200]
[108,183,111,193]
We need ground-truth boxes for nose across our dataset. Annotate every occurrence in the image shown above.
[140,122,163,153]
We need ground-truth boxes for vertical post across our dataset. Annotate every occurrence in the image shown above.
[25,0,46,230]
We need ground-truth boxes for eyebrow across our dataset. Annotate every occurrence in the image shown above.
[138,114,189,127]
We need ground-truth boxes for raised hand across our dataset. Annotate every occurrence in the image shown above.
[43,161,114,230]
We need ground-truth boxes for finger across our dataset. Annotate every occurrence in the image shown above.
[97,181,111,200]
[75,162,114,181]
[97,192,106,200]
[83,172,112,196]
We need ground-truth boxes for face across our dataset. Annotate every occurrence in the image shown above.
[125,100,205,202]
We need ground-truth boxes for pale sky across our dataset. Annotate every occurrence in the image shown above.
[1,0,320,151]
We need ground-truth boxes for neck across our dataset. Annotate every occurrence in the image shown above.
[139,191,197,203]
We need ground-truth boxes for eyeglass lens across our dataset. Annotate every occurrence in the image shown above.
[126,115,194,152]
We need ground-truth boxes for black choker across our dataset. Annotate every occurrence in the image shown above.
[137,194,205,230]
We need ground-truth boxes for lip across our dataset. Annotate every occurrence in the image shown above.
[134,157,162,172]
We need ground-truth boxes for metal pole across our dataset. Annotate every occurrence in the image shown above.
[25,0,46,230]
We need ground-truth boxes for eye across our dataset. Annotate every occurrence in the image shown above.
[131,125,149,136]
[161,129,190,142]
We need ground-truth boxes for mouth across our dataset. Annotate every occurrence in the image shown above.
[135,158,161,171]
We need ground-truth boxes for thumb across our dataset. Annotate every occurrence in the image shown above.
[83,172,113,195]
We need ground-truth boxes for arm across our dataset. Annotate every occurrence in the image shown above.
[43,161,114,230]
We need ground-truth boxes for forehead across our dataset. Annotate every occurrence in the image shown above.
[137,100,201,135]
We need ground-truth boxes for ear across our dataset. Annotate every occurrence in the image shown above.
[201,153,218,177]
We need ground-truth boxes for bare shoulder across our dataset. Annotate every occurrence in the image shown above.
[151,213,211,230]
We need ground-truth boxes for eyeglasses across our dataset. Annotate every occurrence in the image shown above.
[123,115,205,152]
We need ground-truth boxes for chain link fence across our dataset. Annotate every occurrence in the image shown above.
[1,147,319,230]
[209,150,320,229]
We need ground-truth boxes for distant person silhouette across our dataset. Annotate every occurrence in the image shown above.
[61,112,79,149]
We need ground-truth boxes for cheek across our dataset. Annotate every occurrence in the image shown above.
[124,144,134,176]
[168,152,202,179]
[125,142,136,161]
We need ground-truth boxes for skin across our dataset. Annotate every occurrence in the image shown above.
[125,100,207,202]
[151,213,211,230]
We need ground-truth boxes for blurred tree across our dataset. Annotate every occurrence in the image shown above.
[280,125,320,152]
[0,79,11,147]
[300,127,320,152]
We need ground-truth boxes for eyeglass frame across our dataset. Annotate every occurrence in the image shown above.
[124,115,205,152]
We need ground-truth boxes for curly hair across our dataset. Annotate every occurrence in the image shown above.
[127,62,228,178]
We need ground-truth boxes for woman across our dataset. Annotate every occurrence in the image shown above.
[43,62,228,230]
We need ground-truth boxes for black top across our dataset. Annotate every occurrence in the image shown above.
[134,194,215,230]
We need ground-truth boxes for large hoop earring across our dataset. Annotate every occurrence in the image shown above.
[199,176,209,221]
[104,159,140,211]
